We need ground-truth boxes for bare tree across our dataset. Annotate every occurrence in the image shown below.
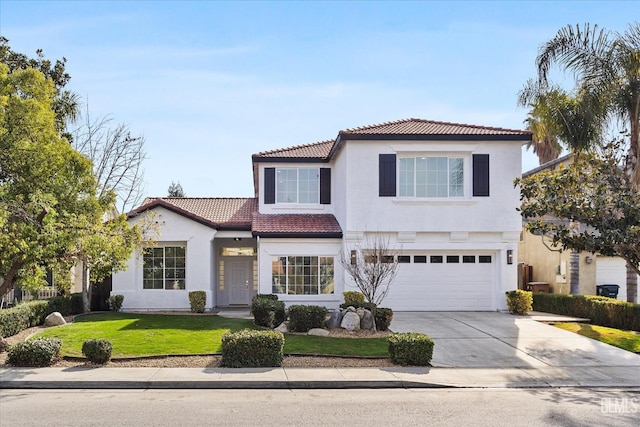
[72,109,147,214]
[340,234,399,306]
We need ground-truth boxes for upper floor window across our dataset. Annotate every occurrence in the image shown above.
[276,168,319,204]
[399,156,464,198]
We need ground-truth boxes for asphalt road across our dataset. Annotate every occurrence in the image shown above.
[1,388,639,426]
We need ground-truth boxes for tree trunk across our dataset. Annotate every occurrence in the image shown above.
[569,252,580,294]
[626,263,638,304]
[0,261,24,298]
[82,264,91,313]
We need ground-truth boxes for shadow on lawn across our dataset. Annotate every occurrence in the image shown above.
[74,312,255,331]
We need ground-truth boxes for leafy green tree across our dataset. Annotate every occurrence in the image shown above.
[0,36,79,139]
[167,181,185,197]
[0,65,141,301]
[516,141,639,302]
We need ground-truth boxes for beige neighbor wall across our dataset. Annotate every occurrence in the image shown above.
[518,229,596,295]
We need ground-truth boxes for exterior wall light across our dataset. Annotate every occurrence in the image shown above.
[507,249,513,265]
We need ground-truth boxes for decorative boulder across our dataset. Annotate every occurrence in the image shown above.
[356,307,365,318]
[325,311,343,330]
[345,306,357,313]
[44,312,66,327]
[0,335,8,353]
[340,311,361,332]
[360,309,375,331]
[274,322,289,333]
[308,328,330,337]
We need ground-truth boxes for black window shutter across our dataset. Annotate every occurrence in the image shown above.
[473,154,490,197]
[320,168,331,204]
[264,167,275,204]
[379,154,396,197]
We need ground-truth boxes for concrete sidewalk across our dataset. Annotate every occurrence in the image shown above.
[2,365,640,389]
[2,311,639,389]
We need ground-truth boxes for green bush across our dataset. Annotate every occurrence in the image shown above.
[82,338,113,364]
[343,291,365,306]
[533,293,640,331]
[375,307,394,331]
[109,295,124,312]
[339,301,376,311]
[506,290,533,315]
[188,291,207,313]
[7,337,62,367]
[47,293,83,316]
[251,295,286,328]
[287,305,328,332]
[220,329,284,368]
[388,332,434,366]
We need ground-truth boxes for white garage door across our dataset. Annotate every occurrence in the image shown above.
[596,256,627,301]
[384,253,496,311]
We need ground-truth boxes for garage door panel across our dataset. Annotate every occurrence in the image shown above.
[384,253,496,311]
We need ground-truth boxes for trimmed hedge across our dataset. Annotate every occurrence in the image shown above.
[221,329,284,368]
[533,293,640,332]
[388,332,434,366]
[7,337,62,367]
[251,295,286,328]
[82,338,113,364]
[287,305,328,332]
[188,291,206,313]
[0,293,83,338]
[506,290,533,315]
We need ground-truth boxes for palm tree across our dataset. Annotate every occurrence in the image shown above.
[533,22,640,303]
[535,23,640,189]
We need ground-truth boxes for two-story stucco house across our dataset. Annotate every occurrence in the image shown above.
[112,118,532,311]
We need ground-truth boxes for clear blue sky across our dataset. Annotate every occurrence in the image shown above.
[1,1,636,202]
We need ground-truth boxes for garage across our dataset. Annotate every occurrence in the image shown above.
[596,256,627,301]
[383,252,496,311]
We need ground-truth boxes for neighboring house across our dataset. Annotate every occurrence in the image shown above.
[518,154,639,301]
[112,118,531,311]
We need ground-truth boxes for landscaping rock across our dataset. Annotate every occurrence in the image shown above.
[360,309,375,331]
[340,311,361,332]
[345,306,356,313]
[274,322,288,333]
[44,312,66,327]
[308,328,330,337]
[0,335,8,353]
[325,311,343,330]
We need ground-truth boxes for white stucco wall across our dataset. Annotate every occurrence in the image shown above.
[112,207,217,311]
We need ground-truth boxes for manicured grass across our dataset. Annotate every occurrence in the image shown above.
[33,312,388,358]
[554,323,640,353]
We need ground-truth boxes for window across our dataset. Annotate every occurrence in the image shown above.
[276,168,319,204]
[446,255,460,263]
[399,156,464,198]
[479,255,492,263]
[463,255,476,263]
[430,255,443,263]
[414,255,427,263]
[220,247,256,256]
[397,255,411,263]
[143,246,186,290]
[271,256,334,295]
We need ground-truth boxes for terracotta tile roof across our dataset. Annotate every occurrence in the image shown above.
[339,118,532,136]
[252,213,342,238]
[252,139,335,160]
[131,197,256,230]
[253,118,532,161]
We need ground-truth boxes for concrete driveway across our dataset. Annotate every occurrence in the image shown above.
[391,311,640,370]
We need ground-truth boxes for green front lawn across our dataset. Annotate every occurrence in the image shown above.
[34,312,388,358]
[554,323,640,353]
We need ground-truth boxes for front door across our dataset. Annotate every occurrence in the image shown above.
[227,258,254,306]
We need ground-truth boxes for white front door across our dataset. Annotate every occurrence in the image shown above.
[227,258,254,306]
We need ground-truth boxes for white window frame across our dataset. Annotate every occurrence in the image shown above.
[142,245,186,290]
[275,167,319,204]
[271,255,334,295]
[399,156,465,198]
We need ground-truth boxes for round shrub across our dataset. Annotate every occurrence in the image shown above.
[108,295,124,312]
[251,295,286,328]
[82,338,113,364]
[506,290,533,315]
[287,305,328,332]
[221,329,284,368]
[374,307,394,331]
[343,291,365,306]
[7,337,62,367]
